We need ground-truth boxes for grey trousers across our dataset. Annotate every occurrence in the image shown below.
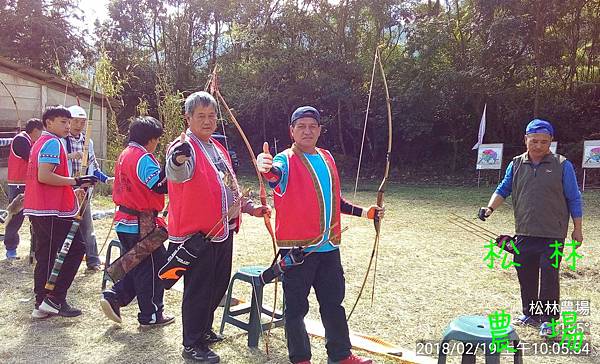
[79,202,101,267]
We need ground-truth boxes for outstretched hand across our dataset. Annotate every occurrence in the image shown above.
[172,133,192,166]
[257,142,273,173]
[365,205,384,220]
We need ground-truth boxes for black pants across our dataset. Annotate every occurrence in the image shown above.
[182,233,233,347]
[514,235,564,321]
[112,232,167,324]
[30,215,86,305]
[282,249,351,363]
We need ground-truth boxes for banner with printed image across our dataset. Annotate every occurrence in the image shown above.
[476,144,503,170]
[582,140,600,169]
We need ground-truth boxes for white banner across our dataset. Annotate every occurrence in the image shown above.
[472,103,487,150]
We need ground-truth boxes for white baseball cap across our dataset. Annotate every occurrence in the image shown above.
[68,105,87,119]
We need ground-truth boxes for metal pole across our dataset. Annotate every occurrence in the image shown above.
[582,169,586,192]
[477,170,481,188]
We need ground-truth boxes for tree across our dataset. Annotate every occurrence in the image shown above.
[0,0,90,73]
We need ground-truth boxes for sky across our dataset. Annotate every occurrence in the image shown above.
[78,0,109,32]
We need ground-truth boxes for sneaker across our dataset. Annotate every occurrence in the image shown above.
[539,322,554,337]
[58,301,82,317]
[140,313,175,329]
[182,345,220,363]
[203,329,224,344]
[295,361,312,364]
[39,297,82,317]
[6,249,18,260]
[100,290,122,323]
[38,296,61,315]
[87,264,103,272]
[331,354,373,364]
[514,314,541,328]
[31,305,52,320]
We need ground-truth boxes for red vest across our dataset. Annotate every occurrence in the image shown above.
[167,133,239,243]
[113,143,165,225]
[23,133,78,217]
[273,145,342,247]
[7,131,31,185]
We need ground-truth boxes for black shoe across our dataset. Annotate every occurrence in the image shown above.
[100,290,122,323]
[86,264,103,272]
[182,345,220,363]
[203,329,224,344]
[40,297,82,317]
[58,301,82,317]
[140,313,175,329]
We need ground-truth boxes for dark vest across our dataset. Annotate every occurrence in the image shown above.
[512,152,569,239]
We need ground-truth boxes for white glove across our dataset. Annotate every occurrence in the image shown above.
[257,142,273,173]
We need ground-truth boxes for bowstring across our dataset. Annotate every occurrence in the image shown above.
[352,47,379,206]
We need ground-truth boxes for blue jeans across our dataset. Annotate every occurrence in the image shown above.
[282,249,352,363]
[4,185,25,251]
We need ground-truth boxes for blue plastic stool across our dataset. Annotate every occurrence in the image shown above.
[219,266,285,347]
[101,239,124,290]
[437,315,522,364]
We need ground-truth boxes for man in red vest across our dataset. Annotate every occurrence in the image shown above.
[100,116,174,328]
[24,105,98,319]
[165,91,270,363]
[4,118,44,260]
[255,106,383,364]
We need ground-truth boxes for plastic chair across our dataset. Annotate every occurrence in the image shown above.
[219,266,285,347]
[437,315,522,364]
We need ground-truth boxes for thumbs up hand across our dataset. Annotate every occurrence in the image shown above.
[172,133,192,166]
[257,142,273,173]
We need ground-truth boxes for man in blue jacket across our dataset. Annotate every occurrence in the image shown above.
[480,119,583,337]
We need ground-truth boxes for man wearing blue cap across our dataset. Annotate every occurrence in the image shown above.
[256,106,382,364]
[479,118,583,337]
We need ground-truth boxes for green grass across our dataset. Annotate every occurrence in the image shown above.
[0,184,598,363]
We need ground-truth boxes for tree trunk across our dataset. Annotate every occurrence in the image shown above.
[337,100,347,156]
[27,0,43,69]
[210,12,220,72]
[533,0,545,117]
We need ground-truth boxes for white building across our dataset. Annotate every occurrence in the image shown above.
[0,56,115,179]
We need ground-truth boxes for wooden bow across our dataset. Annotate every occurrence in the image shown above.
[347,45,392,321]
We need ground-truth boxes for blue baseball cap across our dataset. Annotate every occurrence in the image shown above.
[290,106,320,125]
[526,119,554,136]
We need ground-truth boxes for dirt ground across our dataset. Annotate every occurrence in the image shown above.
[0,184,598,363]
